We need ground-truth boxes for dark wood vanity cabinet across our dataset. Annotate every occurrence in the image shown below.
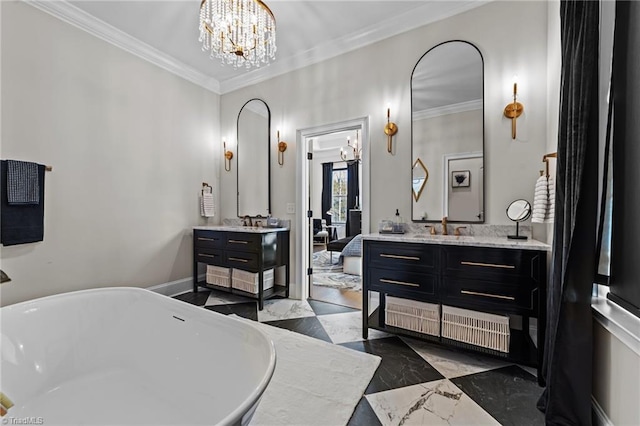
[193,228,290,309]
[365,242,439,302]
[363,239,547,379]
[440,246,544,315]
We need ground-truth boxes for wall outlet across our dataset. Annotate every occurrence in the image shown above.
[286,203,295,214]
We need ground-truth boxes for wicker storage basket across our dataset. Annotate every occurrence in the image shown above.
[232,268,275,294]
[206,265,231,288]
[441,305,510,353]
[385,296,440,337]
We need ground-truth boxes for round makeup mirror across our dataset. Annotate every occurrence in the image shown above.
[506,199,531,240]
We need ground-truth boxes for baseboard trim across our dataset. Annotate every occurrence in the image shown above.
[147,277,198,297]
[592,396,613,426]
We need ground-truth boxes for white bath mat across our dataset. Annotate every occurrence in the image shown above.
[229,315,381,425]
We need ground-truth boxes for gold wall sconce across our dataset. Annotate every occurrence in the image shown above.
[384,107,398,153]
[277,130,287,166]
[504,79,524,139]
[223,141,233,172]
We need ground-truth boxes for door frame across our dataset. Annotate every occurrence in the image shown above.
[295,116,370,301]
[442,151,484,220]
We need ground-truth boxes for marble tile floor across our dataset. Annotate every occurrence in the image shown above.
[173,289,545,426]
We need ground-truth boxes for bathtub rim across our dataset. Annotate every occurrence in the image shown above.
[1,286,277,426]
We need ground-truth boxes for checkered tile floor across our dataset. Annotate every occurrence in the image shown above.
[174,290,545,425]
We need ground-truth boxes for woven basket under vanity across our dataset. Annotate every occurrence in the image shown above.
[232,268,275,294]
[206,265,231,288]
[441,305,510,353]
[385,296,440,337]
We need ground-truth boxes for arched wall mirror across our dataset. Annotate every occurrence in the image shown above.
[237,98,271,217]
[411,40,484,223]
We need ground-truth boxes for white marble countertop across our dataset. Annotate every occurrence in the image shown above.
[193,225,288,234]
[362,232,551,251]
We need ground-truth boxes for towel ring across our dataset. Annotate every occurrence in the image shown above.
[201,182,212,195]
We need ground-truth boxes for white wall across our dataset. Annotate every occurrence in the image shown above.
[0,2,220,306]
[220,0,551,292]
[593,320,640,425]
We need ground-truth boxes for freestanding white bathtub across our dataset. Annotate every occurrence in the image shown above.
[0,287,276,425]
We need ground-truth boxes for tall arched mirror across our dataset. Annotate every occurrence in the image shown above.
[411,41,484,222]
[237,98,271,217]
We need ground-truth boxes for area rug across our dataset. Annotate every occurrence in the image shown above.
[312,250,342,272]
[231,315,381,425]
[313,250,362,291]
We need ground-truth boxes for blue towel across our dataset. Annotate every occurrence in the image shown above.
[7,160,40,204]
[1,161,46,245]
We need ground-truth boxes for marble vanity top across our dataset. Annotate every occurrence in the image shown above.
[362,233,551,251]
[193,225,288,234]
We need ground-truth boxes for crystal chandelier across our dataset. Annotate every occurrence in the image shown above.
[199,0,277,69]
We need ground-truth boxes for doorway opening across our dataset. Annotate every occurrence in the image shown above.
[295,117,369,309]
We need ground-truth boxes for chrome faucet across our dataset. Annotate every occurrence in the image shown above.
[441,216,448,235]
[242,215,253,227]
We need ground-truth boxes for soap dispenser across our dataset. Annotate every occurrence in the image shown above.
[393,209,404,233]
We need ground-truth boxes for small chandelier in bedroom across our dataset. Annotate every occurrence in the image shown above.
[340,131,362,164]
[199,0,277,69]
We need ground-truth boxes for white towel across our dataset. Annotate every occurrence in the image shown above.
[531,175,549,223]
[201,192,215,217]
[545,177,555,223]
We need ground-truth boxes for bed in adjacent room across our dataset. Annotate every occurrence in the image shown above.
[329,234,362,276]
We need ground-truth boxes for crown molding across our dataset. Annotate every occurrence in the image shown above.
[24,0,221,94]
[220,0,490,94]
[22,0,489,96]
[413,99,483,121]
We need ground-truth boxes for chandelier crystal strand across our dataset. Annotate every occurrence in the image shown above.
[199,0,276,69]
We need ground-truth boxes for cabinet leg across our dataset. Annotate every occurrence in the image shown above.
[522,316,530,336]
[285,264,290,298]
[362,293,368,340]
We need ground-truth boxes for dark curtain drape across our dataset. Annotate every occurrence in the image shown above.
[608,0,640,317]
[345,161,359,236]
[537,1,600,425]
[321,163,333,225]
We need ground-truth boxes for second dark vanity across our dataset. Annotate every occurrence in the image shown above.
[362,234,549,382]
[193,226,290,310]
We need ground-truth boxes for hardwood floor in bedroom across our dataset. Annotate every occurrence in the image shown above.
[311,245,362,309]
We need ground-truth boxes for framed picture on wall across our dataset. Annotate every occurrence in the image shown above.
[451,170,470,188]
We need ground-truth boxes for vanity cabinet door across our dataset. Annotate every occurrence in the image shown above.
[225,250,259,271]
[442,246,543,284]
[225,233,262,253]
[194,230,224,249]
[441,277,538,314]
[369,268,438,301]
[195,248,224,266]
[441,246,543,315]
[366,241,438,273]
